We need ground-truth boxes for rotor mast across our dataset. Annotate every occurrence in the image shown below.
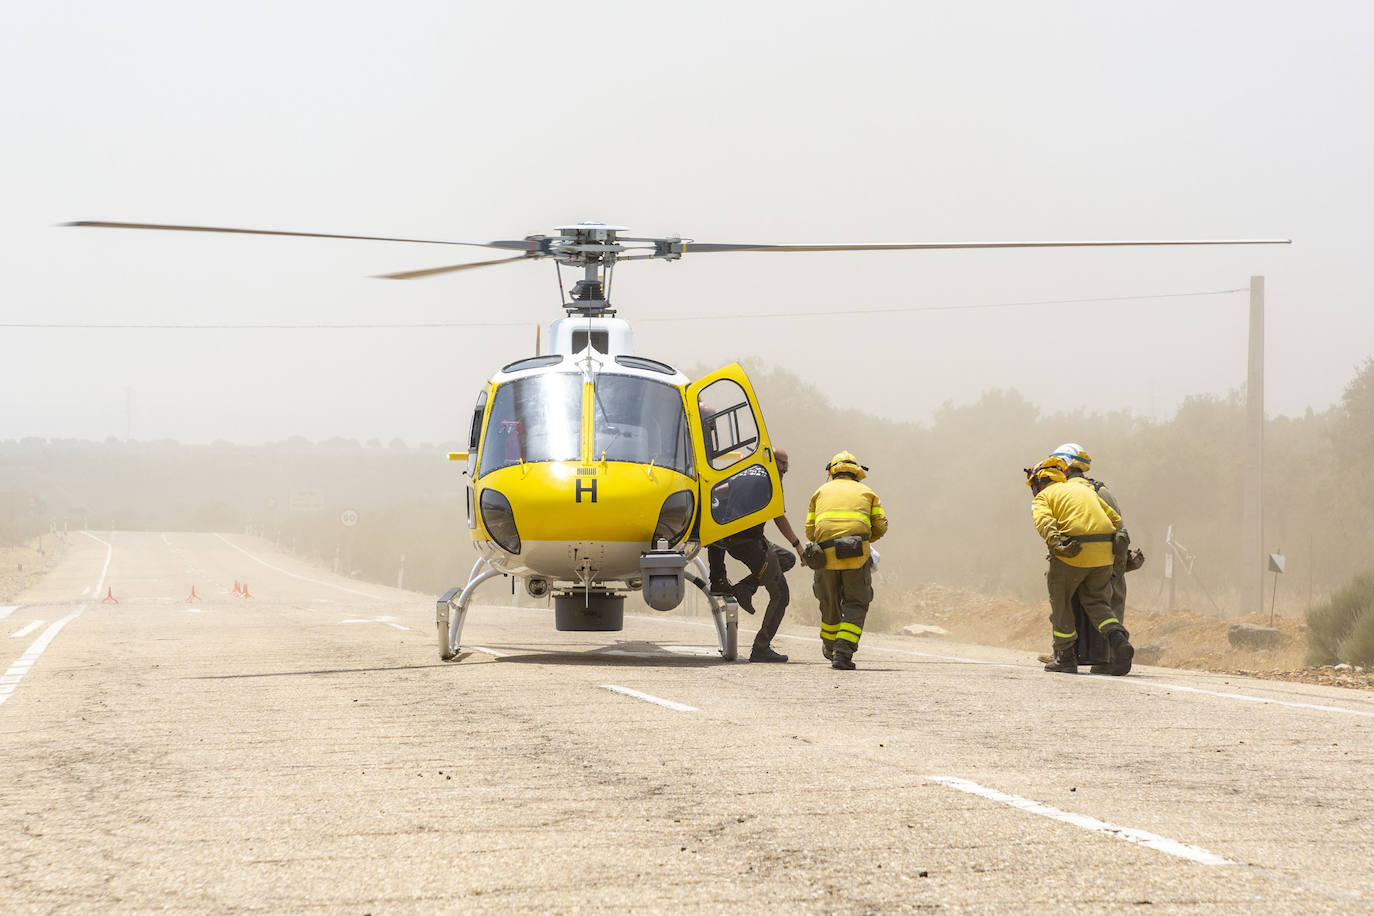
[544,222,692,317]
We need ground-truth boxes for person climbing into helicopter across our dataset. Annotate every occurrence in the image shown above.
[803,451,887,671]
[706,447,799,663]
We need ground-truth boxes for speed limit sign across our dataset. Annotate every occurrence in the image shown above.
[340,508,359,528]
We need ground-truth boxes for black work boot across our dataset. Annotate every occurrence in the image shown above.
[749,644,787,663]
[1107,629,1134,676]
[731,583,756,615]
[708,578,732,597]
[1043,650,1078,673]
[1089,664,1110,675]
[822,642,834,661]
[831,644,856,670]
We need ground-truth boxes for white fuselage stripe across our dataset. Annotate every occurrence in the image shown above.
[927,775,1237,866]
[598,684,698,712]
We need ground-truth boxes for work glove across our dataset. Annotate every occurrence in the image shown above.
[802,541,826,570]
[1124,548,1146,571]
[1050,534,1082,558]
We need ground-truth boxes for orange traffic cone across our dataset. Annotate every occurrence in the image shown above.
[101,587,119,604]
[232,580,243,597]
[186,586,201,602]
[240,583,254,599]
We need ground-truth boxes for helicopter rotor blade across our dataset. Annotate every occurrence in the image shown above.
[374,254,533,280]
[64,221,539,251]
[682,239,1291,253]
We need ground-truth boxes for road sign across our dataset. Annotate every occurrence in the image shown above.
[289,488,323,512]
[340,508,359,528]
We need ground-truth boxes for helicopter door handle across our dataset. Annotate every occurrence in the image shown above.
[764,446,772,463]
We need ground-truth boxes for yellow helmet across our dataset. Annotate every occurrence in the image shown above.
[1025,455,1068,487]
[826,450,867,480]
[1051,442,1091,472]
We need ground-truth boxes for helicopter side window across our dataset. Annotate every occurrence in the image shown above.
[591,375,693,475]
[467,391,487,452]
[696,378,760,470]
[478,373,582,476]
[709,464,773,524]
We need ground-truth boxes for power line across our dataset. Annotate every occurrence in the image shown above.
[0,287,1249,329]
[637,287,1250,321]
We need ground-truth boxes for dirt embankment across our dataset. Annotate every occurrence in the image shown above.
[0,535,65,603]
[884,583,1372,691]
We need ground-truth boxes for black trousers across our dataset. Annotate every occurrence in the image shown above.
[708,532,792,649]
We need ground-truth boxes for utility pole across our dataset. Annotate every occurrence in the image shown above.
[1241,276,1265,618]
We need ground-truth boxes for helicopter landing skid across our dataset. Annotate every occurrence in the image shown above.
[437,557,504,660]
[688,556,739,661]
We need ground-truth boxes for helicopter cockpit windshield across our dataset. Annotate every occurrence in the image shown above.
[592,375,694,475]
[479,373,582,474]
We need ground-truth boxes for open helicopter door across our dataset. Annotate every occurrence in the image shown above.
[685,364,785,544]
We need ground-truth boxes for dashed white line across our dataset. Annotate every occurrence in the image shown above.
[0,606,18,621]
[463,645,508,658]
[927,775,1237,866]
[9,621,43,639]
[599,684,698,712]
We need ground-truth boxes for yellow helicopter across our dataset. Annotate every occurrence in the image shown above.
[67,219,1289,661]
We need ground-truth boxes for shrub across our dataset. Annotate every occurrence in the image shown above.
[1306,571,1374,666]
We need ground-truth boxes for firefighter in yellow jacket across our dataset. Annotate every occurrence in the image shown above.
[1026,456,1135,675]
[804,451,887,670]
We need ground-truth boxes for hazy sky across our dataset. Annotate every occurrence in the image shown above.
[2,2,1369,444]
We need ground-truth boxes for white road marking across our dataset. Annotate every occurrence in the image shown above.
[777,625,1374,718]
[340,616,413,631]
[927,775,1237,867]
[9,621,43,638]
[463,645,508,658]
[0,532,114,710]
[0,606,18,621]
[1117,679,1374,718]
[80,586,92,597]
[599,684,698,712]
[0,611,85,708]
[180,608,205,614]
[215,533,394,600]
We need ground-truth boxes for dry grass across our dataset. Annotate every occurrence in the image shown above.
[0,536,65,604]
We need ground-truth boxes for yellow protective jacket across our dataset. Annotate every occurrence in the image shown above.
[1032,479,1121,568]
[1068,475,1121,516]
[805,477,888,570]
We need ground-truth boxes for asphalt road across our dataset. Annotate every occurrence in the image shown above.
[2,531,1372,913]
